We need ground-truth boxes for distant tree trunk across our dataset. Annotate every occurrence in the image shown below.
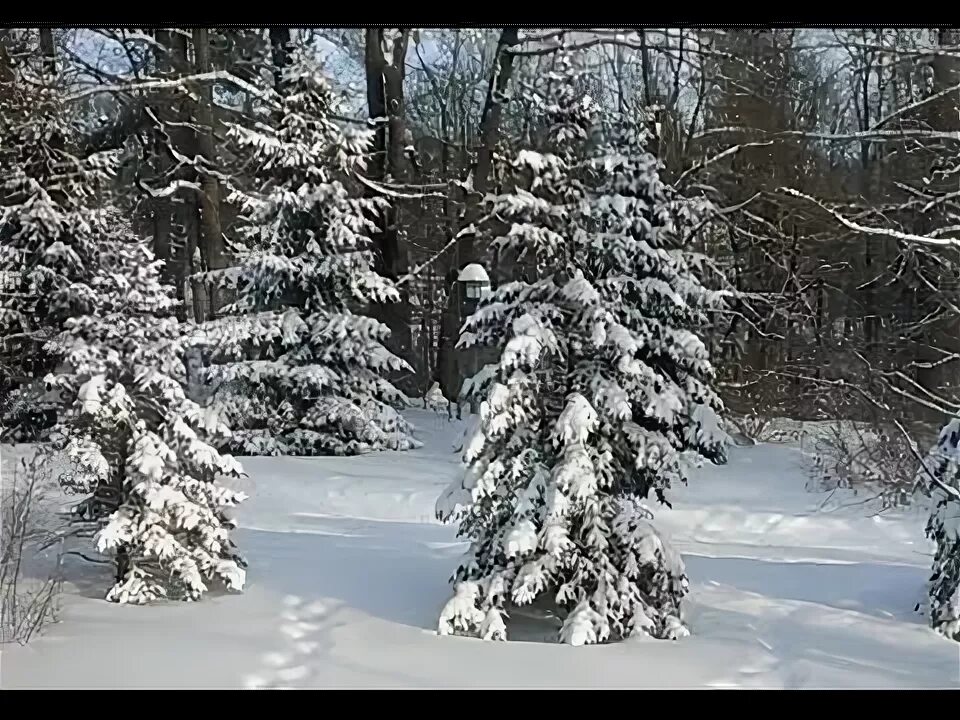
[0,31,13,85]
[364,28,411,278]
[150,29,194,310]
[461,28,520,265]
[269,28,292,92]
[150,30,176,290]
[364,29,417,390]
[365,30,388,189]
[436,28,520,402]
[638,28,653,106]
[191,28,226,321]
[38,28,55,78]
[916,28,960,422]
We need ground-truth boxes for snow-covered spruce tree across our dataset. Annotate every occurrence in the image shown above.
[436,56,727,645]
[0,57,115,412]
[922,417,960,639]
[48,211,246,604]
[204,54,419,456]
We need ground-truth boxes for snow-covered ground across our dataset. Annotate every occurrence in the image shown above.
[2,410,958,689]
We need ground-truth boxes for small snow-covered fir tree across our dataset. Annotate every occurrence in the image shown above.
[922,417,960,639]
[204,54,419,456]
[49,211,246,604]
[436,55,727,645]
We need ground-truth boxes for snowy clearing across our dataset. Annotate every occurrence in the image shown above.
[2,409,958,689]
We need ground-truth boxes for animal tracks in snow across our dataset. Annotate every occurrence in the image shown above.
[244,595,333,689]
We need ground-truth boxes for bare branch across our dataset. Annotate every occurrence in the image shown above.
[778,187,960,248]
[65,70,280,110]
[396,224,479,289]
[676,143,774,187]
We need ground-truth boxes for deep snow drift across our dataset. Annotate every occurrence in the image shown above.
[2,410,958,689]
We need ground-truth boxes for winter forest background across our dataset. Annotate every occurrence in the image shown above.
[5,26,960,685]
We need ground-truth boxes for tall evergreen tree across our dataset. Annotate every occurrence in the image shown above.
[0,47,113,401]
[436,56,727,645]
[204,54,419,456]
[49,210,247,604]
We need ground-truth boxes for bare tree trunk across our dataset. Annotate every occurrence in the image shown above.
[916,28,960,422]
[365,30,388,188]
[191,28,226,321]
[149,29,195,314]
[38,28,56,79]
[638,28,653,106]
[364,29,412,277]
[462,28,520,266]
[0,30,13,85]
[269,27,292,92]
[364,29,417,390]
[436,28,520,402]
[150,30,176,290]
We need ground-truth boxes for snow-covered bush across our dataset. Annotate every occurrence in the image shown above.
[436,55,727,645]
[805,419,915,507]
[48,219,246,604]
[204,54,418,456]
[424,381,451,414]
[725,414,805,445]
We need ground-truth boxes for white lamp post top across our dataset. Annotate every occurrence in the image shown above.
[457,263,490,284]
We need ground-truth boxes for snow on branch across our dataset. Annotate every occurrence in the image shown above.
[135,178,203,199]
[676,142,773,187]
[695,126,960,144]
[894,420,960,502]
[353,171,449,201]
[778,187,960,248]
[65,71,281,110]
[715,192,762,216]
[871,81,960,131]
[395,224,478,289]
